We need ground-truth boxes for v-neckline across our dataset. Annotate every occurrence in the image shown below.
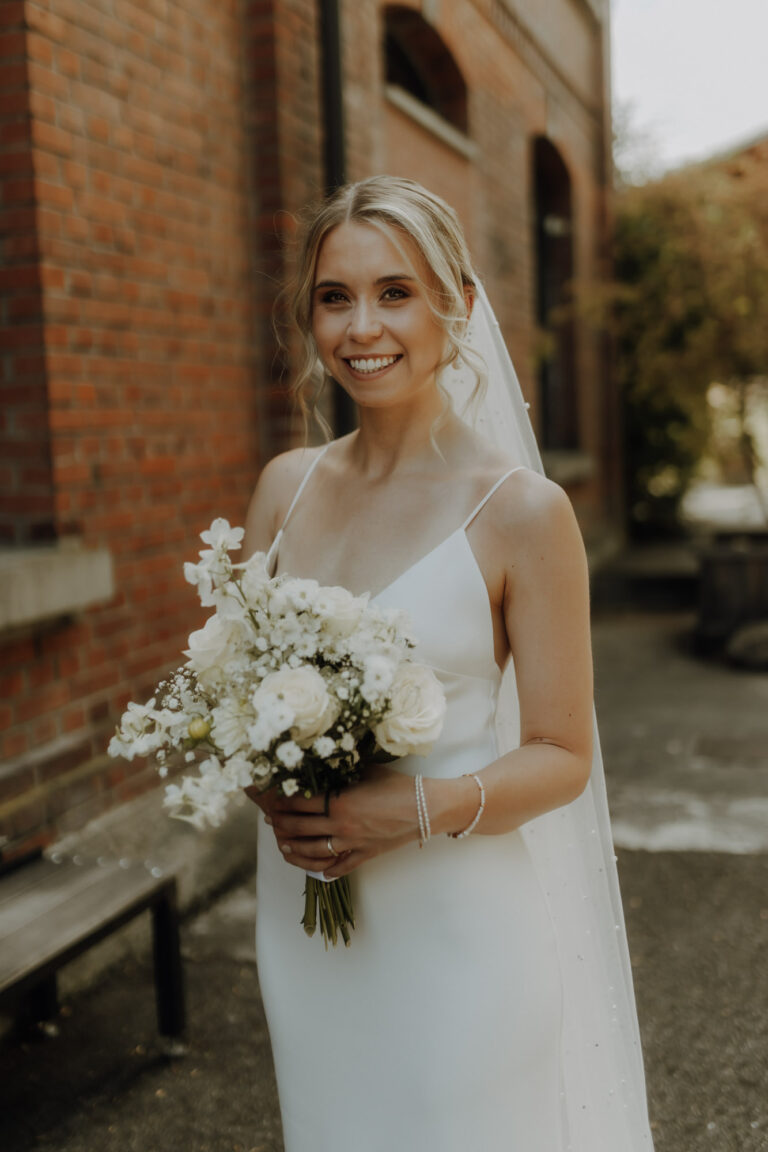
[267,453,524,604]
[271,524,465,601]
[369,527,464,601]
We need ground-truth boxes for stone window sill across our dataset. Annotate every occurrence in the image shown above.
[385,84,476,160]
[0,542,114,634]
[542,450,595,487]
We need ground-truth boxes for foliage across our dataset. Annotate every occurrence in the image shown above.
[611,149,768,536]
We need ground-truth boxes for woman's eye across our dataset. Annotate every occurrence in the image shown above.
[382,286,408,301]
[320,290,348,304]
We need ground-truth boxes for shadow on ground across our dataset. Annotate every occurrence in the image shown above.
[1,850,766,1152]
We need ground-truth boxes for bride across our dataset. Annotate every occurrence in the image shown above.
[242,176,654,1151]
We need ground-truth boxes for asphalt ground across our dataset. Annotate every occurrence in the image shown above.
[1,610,766,1152]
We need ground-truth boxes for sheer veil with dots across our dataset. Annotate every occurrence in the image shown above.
[443,281,655,1151]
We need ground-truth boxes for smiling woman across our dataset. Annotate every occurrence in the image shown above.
[240,176,654,1152]
[311,222,451,405]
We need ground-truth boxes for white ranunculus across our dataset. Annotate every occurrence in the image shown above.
[255,666,338,745]
[184,614,241,681]
[374,663,447,757]
[211,697,254,758]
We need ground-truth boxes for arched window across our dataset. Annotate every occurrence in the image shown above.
[384,6,468,134]
[532,136,578,451]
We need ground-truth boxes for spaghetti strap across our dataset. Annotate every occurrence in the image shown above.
[460,465,526,531]
[265,444,331,574]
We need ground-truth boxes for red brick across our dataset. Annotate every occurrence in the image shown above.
[25,31,54,66]
[0,728,28,759]
[0,3,25,29]
[31,119,72,155]
[35,181,74,210]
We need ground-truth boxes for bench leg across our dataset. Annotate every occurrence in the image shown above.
[23,974,59,1026]
[151,882,187,1041]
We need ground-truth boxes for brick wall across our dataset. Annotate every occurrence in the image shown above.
[246,0,324,457]
[0,0,56,545]
[0,0,614,860]
[0,0,281,858]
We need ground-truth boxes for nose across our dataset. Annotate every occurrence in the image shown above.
[347,298,383,343]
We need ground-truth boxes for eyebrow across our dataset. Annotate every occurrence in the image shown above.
[313,274,416,291]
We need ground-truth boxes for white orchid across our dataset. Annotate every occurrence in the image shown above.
[199,518,244,553]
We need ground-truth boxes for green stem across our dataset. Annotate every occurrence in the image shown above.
[302,877,317,937]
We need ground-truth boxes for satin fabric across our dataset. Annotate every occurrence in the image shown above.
[257,467,567,1151]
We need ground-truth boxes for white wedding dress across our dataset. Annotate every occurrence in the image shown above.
[256,449,568,1151]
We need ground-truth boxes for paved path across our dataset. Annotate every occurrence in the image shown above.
[593,610,768,853]
[1,610,766,1152]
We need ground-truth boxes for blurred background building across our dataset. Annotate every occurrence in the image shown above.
[0,0,614,863]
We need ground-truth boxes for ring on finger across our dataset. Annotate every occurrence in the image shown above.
[326,836,339,857]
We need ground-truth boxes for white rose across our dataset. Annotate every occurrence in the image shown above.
[315,585,367,637]
[184,614,241,680]
[374,663,447,757]
[255,666,338,744]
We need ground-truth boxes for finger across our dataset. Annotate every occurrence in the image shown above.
[279,844,338,871]
[243,784,269,806]
[279,837,343,861]
[272,814,334,839]
[271,793,327,815]
[323,850,365,880]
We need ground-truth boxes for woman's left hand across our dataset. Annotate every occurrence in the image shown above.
[266,764,418,879]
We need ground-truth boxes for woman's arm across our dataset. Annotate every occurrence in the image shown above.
[269,472,594,878]
[242,448,310,561]
[427,472,593,838]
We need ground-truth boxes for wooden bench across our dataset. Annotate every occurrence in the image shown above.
[0,850,187,1048]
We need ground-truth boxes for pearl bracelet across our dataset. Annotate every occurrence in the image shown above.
[414,774,431,848]
[448,773,485,839]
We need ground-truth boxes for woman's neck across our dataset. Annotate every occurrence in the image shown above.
[350,388,466,478]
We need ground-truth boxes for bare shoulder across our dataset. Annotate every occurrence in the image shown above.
[491,467,586,564]
[243,444,328,559]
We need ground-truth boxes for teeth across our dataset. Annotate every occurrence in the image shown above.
[348,355,398,374]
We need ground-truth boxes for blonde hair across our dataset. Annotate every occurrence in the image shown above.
[278,176,486,439]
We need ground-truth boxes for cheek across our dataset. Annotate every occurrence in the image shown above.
[312,314,342,356]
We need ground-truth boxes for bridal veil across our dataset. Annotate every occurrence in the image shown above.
[443,282,655,1151]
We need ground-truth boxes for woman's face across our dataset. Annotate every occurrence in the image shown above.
[311,221,448,409]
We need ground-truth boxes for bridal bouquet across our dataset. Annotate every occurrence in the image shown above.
[109,519,446,947]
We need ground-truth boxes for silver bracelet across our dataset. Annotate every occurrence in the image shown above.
[448,773,485,839]
[414,774,431,847]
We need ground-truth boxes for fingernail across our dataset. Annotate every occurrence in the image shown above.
[264,816,272,826]
[280,842,290,854]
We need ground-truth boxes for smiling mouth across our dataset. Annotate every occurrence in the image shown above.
[343,355,402,375]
